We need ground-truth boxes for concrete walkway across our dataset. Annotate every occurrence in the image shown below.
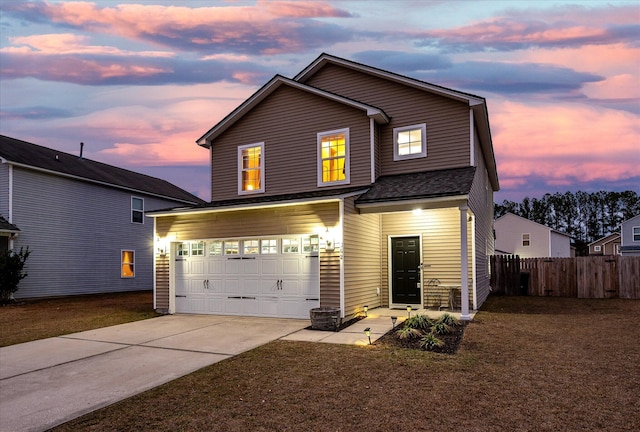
[0,308,473,432]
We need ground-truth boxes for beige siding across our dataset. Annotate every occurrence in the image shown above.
[155,255,170,312]
[342,196,382,317]
[210,85,372,201]
[305,64,471,176]
[468,127,495,309]
[381,208,469,307]
[154,202,341,311]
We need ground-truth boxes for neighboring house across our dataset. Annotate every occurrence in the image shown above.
[495,213,571,258]
[0,135,204,299]
[620,214,640,256]
[588,232,621,256]
[148,53,500,320]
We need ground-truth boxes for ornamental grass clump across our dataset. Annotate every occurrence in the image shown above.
[394,313,461,351]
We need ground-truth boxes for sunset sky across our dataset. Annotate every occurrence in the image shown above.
[1,0,638,202]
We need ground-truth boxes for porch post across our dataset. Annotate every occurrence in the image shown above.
[459,205,470,320]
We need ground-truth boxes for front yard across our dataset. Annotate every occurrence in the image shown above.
[44,295,640,431]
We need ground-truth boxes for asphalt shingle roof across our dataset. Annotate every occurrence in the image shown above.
[355,167,476,204]
[0,215,20,233]
[0,135,204,205]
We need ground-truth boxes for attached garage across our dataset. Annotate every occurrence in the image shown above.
[173,237,320,318]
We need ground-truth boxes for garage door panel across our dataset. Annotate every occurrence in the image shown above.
[224,260,241,274]
[243,259,259,274]
[206,295,225,313]
[261,258,278,275]
[260,297,279,316]
[243,279,260,295]
[225,279,241,294]
[282,258,300,274]
[208,260,223,274]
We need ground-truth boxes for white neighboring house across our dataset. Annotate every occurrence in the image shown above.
[494,212,572,258]
[620,214,640,256]
[0,135,204,299]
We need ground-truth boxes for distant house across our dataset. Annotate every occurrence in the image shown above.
[588,232,621,256]
[0,135,204,299]
[620,214,640,256]
[148,53,500,320]
[494,213,571,258]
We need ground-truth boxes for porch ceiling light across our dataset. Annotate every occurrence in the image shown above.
[364,327,372,345]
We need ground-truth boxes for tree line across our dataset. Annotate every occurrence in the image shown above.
[495,190,640,255]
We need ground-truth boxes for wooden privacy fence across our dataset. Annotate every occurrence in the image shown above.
[490,255,640,299]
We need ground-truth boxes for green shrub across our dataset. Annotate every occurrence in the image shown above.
[420,333,445,350]
[431,321,452,335]
[0,247,31,302]
[404,314,433,331]
[437,313,460,327]
[395,325,423,340]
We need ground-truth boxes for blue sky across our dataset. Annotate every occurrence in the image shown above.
[1,0,638,202]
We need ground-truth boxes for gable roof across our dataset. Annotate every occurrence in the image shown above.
[295,53,499,191]
[496,212,572,238]
[588,232,620,247]
[0,135,204,205]
[196,74,389,147]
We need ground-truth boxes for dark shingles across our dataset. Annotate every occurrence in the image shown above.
[356,167,476,204]
[0,135,204,204]
[0,216,20,232]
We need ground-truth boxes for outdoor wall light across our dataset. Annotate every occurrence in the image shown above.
[406,305,412,318]
[364,327,372,345]
[391,316,397,328]
[363,305,368,317]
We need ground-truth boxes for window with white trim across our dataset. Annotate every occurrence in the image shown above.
[244,240,260,255]
[318,128,349,186]
[633,227,640,242]
[224,240,239,255]
[209,241,223,256]
[238,143,264,194]
[594,245,601,252]
[393,123,426,161]
[282,238,300,253]
[177,243,190,256]
[131,197,144,223]
[522,233,530,247]
[191,241,204,256]
[261,239,277,254]
[121,250,135,278]
[302,235,319,253]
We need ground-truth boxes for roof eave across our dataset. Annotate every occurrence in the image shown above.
[356,194,469,214]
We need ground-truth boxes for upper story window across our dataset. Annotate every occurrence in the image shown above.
[522,233,531,247]
[238,143,264,194]
[633,227,640,242]
[121,250,135,278]
[393,123,427,161]
[318,128,349,186]
[131,197,144,224]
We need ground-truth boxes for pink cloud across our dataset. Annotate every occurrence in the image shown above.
[492,100,640,184]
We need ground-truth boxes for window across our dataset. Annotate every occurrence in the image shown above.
[633,227,640,242]
[522,233,530,247]
[121,250,135,278]
[318,129,349,186]
[238,143,264,194]
[244,240,260,255]
[209,241,223,256]
[302,236,319,253]
[594,245,602,252]
[224,240,239,255]
[191,241,204,256]
[393,123,426,161]
[177,243,190,256]
[261,239,277,254]
[131,197,144,223]
[282,238,300,253]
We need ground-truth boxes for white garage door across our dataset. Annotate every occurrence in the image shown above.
[174,236,320,318]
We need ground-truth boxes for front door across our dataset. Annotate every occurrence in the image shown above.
[391,236,421,305]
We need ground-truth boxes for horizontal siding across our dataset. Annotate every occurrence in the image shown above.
[10,167,185,298]
[381,208,473,307]
[343,196,382,317]
[320,252,341,309]
[305,64,471,176]
[211,85,372,201]
[0,164,8,216]
[155,255,170,311]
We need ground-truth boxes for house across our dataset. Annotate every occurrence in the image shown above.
[494,213,571,258]
[588,232,621,256]
[620,214,640,256]
[0,135,204,299]
[148,53,500,320]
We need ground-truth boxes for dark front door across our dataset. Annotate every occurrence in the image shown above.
[391,236,421,305]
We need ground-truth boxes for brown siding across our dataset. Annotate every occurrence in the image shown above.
[342,196,382,317]
[155,255,170,312]
[320,251,341,309]
[210,85,372,201]
[305,64,471,176]
[468,127,494,309]
[381,208,467,307]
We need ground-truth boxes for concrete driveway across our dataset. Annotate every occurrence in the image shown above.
[0,314,308,432]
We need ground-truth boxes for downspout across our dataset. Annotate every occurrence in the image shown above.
[469,109,475,167]
[8,164,14,250]
[370,118,375,183]
[470,213,477,310]
[460,205,470,320]
[153,218,157,311]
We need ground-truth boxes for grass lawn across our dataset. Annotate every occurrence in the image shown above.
[49,296,639,431]
[0,291,158,347]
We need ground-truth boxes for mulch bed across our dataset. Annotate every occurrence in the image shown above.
[374,320,468,354]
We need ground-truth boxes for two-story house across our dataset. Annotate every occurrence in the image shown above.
[0,135,204,299]
[148,54,500,320]
[620,214,640,256]
[588,232,621,256]
[495,212,572,258]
